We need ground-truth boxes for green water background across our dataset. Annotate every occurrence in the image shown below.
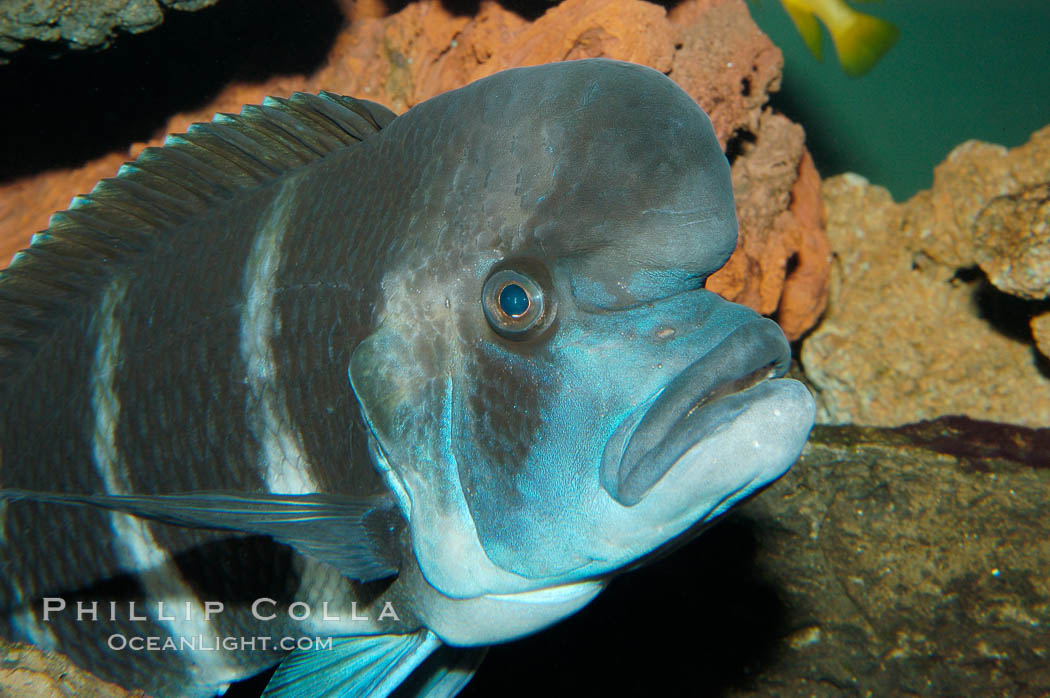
[746,0,1050,201]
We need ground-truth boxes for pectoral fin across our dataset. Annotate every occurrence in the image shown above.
[263,631,442,698]
[389,644,487,698]
[0,488,401,582]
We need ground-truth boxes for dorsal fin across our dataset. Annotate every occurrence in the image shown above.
[0,92,398,385]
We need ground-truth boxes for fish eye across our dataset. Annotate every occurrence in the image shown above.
[482,263,557,340]
[499,283,530,318]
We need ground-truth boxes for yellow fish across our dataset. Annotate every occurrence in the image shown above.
[780,0,899,76]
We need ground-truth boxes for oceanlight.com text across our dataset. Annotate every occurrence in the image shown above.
[107,634,334,652]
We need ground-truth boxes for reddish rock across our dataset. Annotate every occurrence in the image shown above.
[668,0,783,147]
[777,150,829,338]
[0,0,829,338]
[706,114,828,338]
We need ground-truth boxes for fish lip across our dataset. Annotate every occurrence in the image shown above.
[600,318,791,506]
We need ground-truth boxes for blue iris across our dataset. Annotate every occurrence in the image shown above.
[499,283,530,317]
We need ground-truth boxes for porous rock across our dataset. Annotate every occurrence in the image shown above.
[802,124,1050,427]
[0,0,220,61]
[0,0,829,339]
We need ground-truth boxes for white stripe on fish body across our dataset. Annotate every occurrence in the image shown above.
[90,277,129,498]
[239,181,391,639]
[240,178,320,496]
[90,278,243,690]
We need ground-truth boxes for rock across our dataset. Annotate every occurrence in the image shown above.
[463,418,1050,696]
[0,638,146,697]
[775,151,828,340]
[666,0,782,147]
[0,0,221,62]
[974,182,1050,301]
[708,115,829,339]
[1033,311,1050,359]
[728,419,1050,697]
[0,0,830,339]
[907,125,1050,296]
[802,124,1050,427]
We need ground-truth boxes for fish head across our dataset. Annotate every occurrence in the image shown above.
[349,60,815,608]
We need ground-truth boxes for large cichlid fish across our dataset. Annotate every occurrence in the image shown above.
[0,59,814,696]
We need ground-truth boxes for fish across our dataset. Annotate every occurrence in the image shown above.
[779,0,899,76]
[0,58,815,697]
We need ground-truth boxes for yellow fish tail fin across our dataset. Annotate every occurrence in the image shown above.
[829,7,899,76]
[782,0,824,61]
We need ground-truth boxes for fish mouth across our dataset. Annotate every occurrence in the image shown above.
[600,318,792,506]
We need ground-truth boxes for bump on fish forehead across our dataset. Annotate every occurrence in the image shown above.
[374,59,737,300]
